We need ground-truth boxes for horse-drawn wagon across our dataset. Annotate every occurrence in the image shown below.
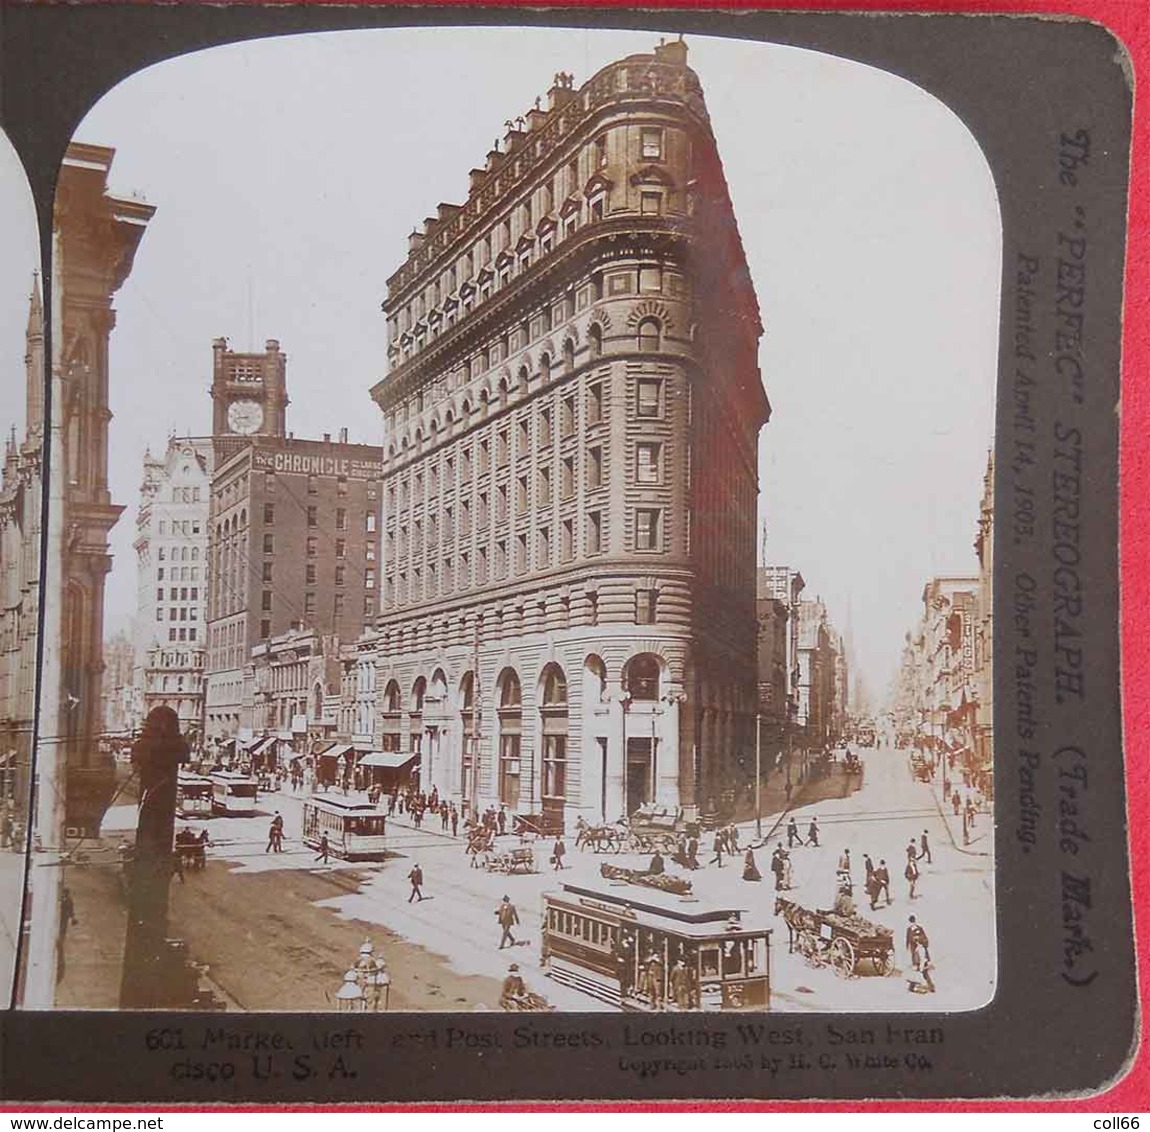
[775,897,895,978]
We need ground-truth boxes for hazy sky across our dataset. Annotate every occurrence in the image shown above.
[0,134,39,436]
[13,24,999,698]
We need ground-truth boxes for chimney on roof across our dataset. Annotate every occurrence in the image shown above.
[339,427,348,444]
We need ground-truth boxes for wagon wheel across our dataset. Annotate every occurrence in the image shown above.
[829,937,856,979]
[875,948,895,977]
[659,834,678,853]
[797,931,820,967]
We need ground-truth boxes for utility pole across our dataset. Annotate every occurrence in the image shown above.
[754,712,762,839]
[470,623,480,820]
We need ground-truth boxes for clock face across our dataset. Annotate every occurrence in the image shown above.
[227,399,265,436]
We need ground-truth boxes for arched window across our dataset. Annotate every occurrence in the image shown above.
[625,653,661,701]
[539,353,551,383]
[385,680,402,713]
[589,324,603,359]
[412,676,427,713]
[637,318,661,353]
[540,664,568,800]
[517,366,530,395]
[497,668,522,808]
[563,338,576,373]
[460,671,477,799]
[312,683,324,721]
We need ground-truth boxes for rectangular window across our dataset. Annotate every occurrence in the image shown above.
[156,587,163,602]
[561,518,574,562]
[496,539,508,578]
[518,419,530,452]
[543,735,567,799]
[335,508,347,531]
[263,534,274,555]
[636,508,661,551]
[305,592,316,617]
[497,484,508,522]
[478,492,489,526]
[306,564,317,585]
[640,192,662,216]
[157,568,164,581]
[539,407,553,448]
[636,379,662,418]
[588,382,603,426]
[190,587,199,600]
[516,475,529,512]
[365,569,376,590]
[537,466,551,507]
[307,537,317,558]
[479,438,490,474]
[189,628,197,641]
[587,446,603,490]
[334,593,345,618]
[262,562,273,583]
[261,620,271,639]
[262,591,273,611]
[307,474,317,495]
[561,395,576,437]
[588,592,600,627]
[587,511,603,555]
[337,476,348,496]
[635,589,658,624]
[561,455,574,499]
[497,430,509,467]
[307,505,318,527]
[156,608,164,622]
[366,512,377,533]
[263,503,274,525]
[335,564,346,586]
[364,597,375,617]
[636,441,662,485]
[641,127,663,160]
[516,533,528,574]
[537,526,551,567]
[336,538,347,559]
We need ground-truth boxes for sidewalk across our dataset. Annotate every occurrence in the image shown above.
[915,752,991,857]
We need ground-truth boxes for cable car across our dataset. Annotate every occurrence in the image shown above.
[176,771,214,818]
[209,771,258,816]
[302,796,388,861]
[542,882,771,1010]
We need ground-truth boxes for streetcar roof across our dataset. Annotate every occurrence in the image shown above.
[303,797,381,814]
[209,772,257,782]
[549,883,771,936]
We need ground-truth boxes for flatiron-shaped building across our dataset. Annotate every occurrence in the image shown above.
[370,40,769,827]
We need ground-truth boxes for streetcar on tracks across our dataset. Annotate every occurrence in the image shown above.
[302,796,388,861]
[541,882,771,1010]
[209,771,258,816]
[176,771,214,819]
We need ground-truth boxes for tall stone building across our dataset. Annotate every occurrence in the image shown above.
[25,142,153,1007]
[369,40,769,825]
[0,277,46,811]
[132,436,212,741]
[204,339,382,740]
[754,566,805,770]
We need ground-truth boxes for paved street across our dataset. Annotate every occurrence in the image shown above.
[100,741,995,1014]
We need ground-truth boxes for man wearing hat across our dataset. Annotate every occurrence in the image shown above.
[495,894,520,949]
[500,962,527,1009]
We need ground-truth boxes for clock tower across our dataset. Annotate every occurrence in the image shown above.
[210,337,289,462]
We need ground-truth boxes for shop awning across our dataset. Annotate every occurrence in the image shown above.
[357,751,420,770]
[319,743,354,761]
[249,737,277,758]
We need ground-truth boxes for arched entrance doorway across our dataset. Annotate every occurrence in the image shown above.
[497,668,522,809]
[623,653,661,814]
[540,664,568,831]
[459,671,476,806]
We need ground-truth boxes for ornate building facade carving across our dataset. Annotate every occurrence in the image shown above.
[367,41,769,824]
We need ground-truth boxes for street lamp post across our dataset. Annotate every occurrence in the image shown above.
[754,712,762,839]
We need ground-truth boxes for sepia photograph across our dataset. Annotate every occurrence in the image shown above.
[8,24,1002,1018]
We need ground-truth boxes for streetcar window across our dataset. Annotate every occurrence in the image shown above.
[700,947,720,978]
[722,941,744,978]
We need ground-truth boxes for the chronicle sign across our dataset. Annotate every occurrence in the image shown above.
[252,448,383,481]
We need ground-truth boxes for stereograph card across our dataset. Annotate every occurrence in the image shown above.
[0,2,1138,1103]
